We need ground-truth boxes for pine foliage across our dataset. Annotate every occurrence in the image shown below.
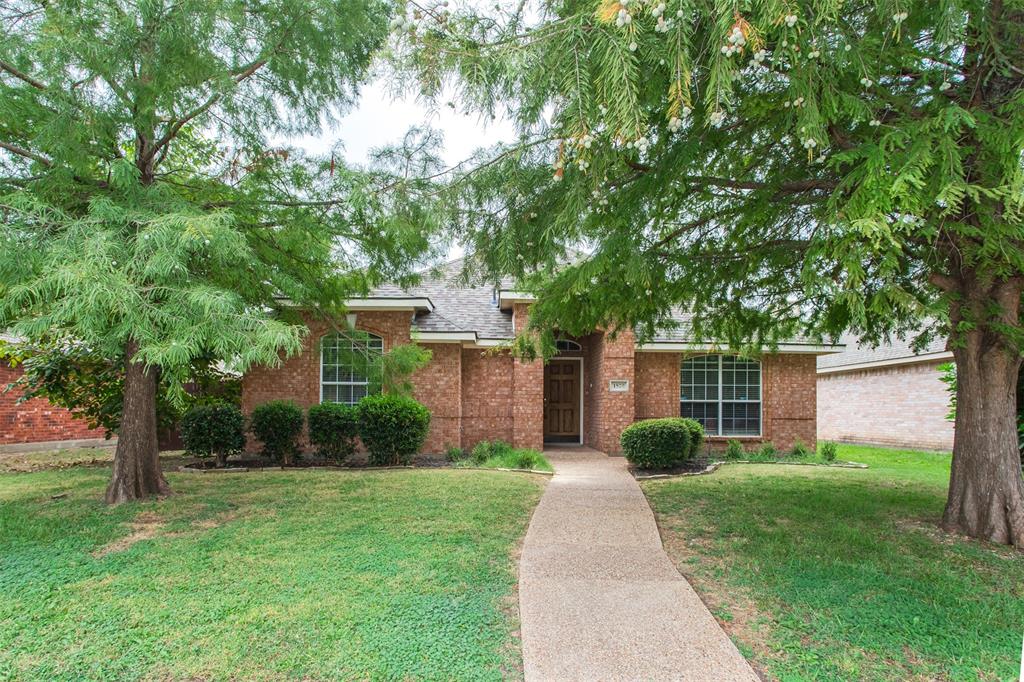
[395,0,1023,353]
[0,0,443,401]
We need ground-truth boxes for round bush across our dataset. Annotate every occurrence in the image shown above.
[308,402,359,462]
[679,418,705,458]
[357,394,431,466]
[180,402,245,468]
[620,418,693,469]
[250,400,304,465]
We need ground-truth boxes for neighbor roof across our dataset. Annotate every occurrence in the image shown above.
[817,332,950,372]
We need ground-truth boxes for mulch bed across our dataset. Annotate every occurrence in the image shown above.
[629,457,716,478]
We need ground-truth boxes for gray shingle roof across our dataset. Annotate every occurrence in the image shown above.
[364,259,839,350]
[817,332,949,370]
[407,259,514,339]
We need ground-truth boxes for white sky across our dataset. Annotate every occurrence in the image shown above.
[289,78,518,167]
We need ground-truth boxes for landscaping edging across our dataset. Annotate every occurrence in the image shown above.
[634,459,869,480]
[177,464,554,476]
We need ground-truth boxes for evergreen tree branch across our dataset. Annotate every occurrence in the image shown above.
[0,59,46,89]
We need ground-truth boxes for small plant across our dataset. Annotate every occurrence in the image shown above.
[791,439,812,458]
[471,440,514,464]
[756,442,778,460]
[457,441,552,471]
[445,445,468,462]
[819,441,838,462]
[307,402,359,463]
[620,418,693,469]
[250,400,304,465]
[724,439,745,460]
[180,402,245,468]
[357,394,431,466]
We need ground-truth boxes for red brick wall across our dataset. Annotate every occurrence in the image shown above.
[585,330,636,453]
[0,364,107,445]
[240,311,412,451]
[817,359,954,451]
[412,343,461,453]
[239,308,822,456]
[461,349,515,449]
[761,354,817,451]
[635,352,680,419]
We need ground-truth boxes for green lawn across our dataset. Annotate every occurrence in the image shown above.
[0,464,545,681]
[642,444,1024,681]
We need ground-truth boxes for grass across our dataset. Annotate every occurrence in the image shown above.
[642,444,1024,681]
[0,462,545,681]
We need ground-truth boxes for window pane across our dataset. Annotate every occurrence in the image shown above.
[681,401,719,435]
[722,402,761,436]
[320,331,383,406]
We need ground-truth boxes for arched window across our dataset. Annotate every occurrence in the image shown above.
[680,354,761,436]
[555,339,582,353]
[321,331,383,405]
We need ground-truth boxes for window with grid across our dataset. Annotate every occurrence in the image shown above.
[320,332,383,405]
[680,354,761,436]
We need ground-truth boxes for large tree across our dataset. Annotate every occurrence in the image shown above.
[397,0,1024,545]
[0,0,441,503]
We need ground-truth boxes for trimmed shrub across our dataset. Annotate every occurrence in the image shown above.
[819,441,838,462]
[791,439,812,458]
[357,394,431,466]
[724,439,745,460]
[250,400,304,465]
[679,418,705,458]
[620,418,693,469]
[307,402,359,463]
[180,402,245,468]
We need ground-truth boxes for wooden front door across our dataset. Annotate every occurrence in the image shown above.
[544,360,581,443]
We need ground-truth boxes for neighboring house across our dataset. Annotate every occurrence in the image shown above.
[0,349,108,449]
[817,333,954,451]
[242,260,843,454]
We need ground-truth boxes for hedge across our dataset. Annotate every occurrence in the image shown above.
[620,417,703,469]
[357,394,431,466]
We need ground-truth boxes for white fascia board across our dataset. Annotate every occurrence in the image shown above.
[637,341,846,354]
[414,331,478,343]
[817,350,954,374]
[343,297,434,312]
[497,290,536,309]
[474,338,511,347]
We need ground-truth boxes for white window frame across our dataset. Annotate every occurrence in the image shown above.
[680,354,762,437]
[320,332,384,405]
[555,339,582,353]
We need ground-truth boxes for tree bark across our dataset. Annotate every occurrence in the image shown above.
[104,341,170,504]
[942,333,1024,548]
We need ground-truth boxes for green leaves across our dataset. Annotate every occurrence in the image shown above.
[0,0,445,413]
[399,0,1023,353]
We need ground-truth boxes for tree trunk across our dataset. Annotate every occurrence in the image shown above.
[215,450,227,468]
[105,341,170,504]
[942,341,1024,547]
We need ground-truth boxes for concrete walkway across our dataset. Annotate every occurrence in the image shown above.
[519,447,758,681]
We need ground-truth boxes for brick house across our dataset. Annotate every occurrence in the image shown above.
[242,261,842,454]
[817,334,955,451]
[0,359,108,449]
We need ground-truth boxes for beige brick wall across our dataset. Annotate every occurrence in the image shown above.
[817,360,954,451]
